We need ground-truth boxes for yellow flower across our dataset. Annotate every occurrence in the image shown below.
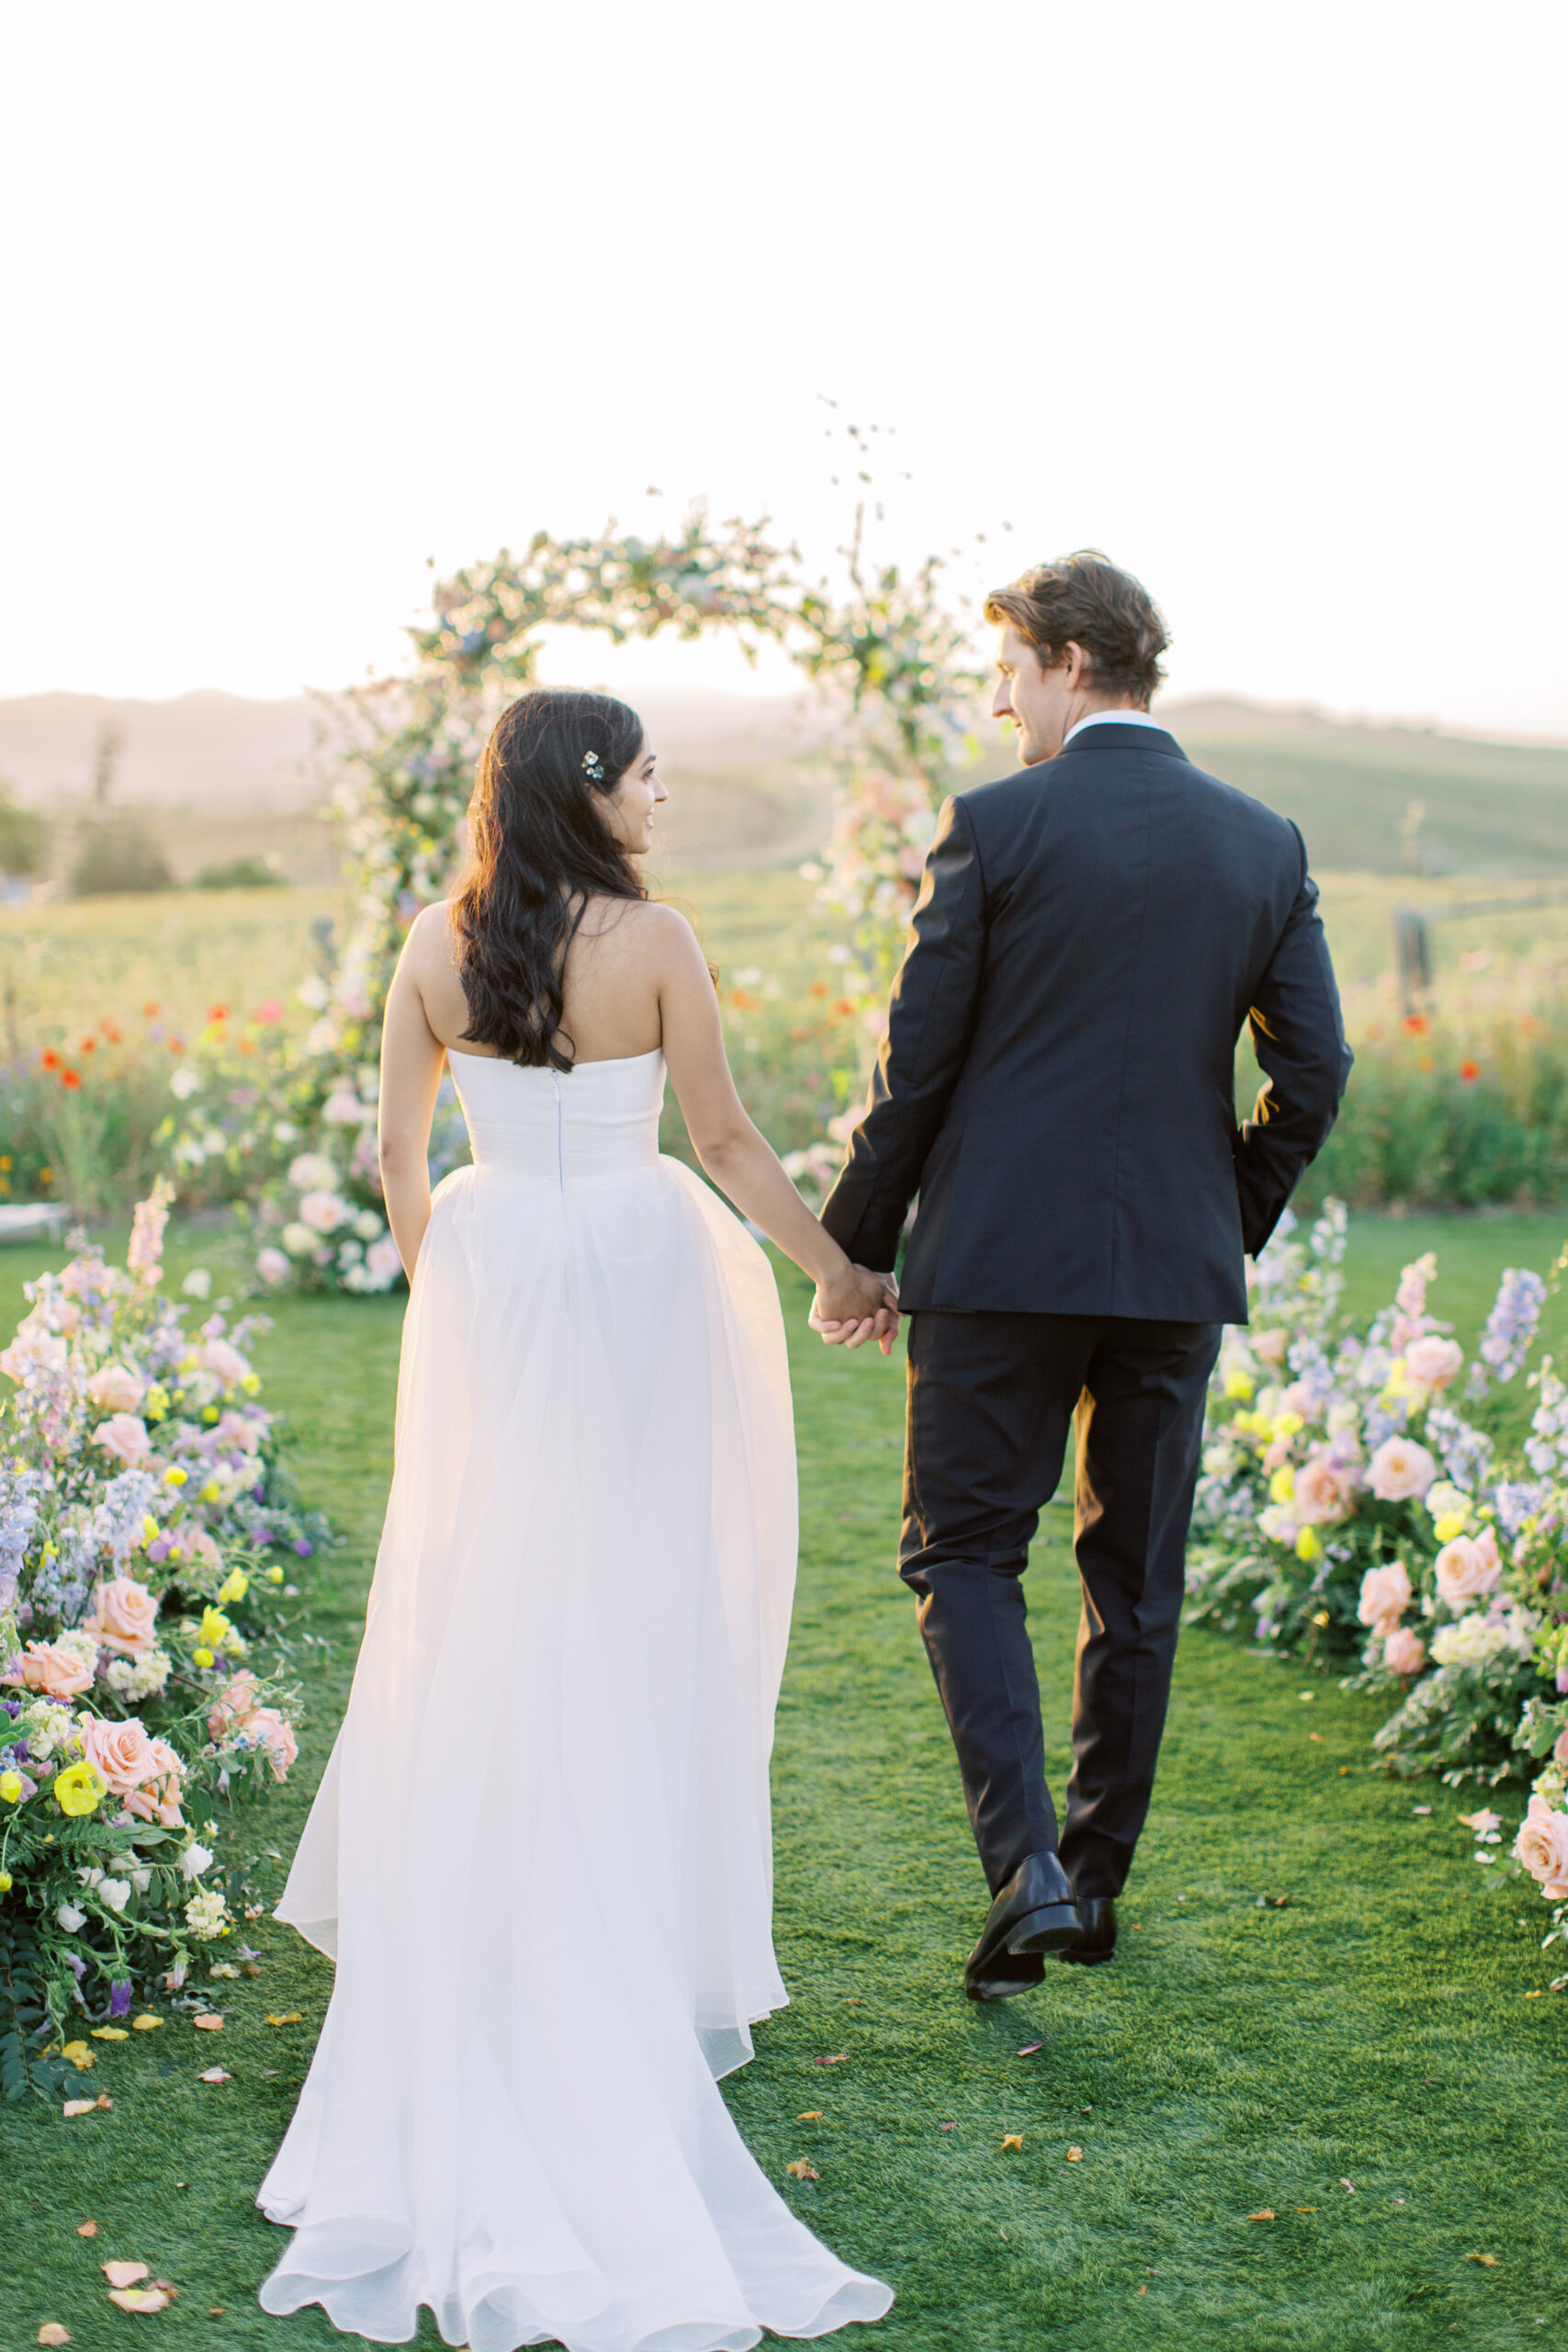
[0,1770,23,1803]
[192,1646,215,1669]
[1433,1512,1466,1544]
[202,1405,220,1424]
[220,1630,245,1657]
[200,1482,221,1504]
[164,1465,188,1487]
[1224,1371,1256,1402]
[242,1374,260,1395]
[216,1568,248,1606]
[1295,1526,1324,1563]
[197,1606,231,1648]
[1270,1411,1304,1441]
[1269,1465,1296,1505]
[143,1383,169,1421]
[53,1761,107,1817]
[0,1869,12,1893]
[141,1515,159,1544]
[264,1566,284,1585]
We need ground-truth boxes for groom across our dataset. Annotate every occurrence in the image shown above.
[817,552,1351,1999]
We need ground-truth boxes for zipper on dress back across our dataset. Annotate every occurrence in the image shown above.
[549,1069,565,1191]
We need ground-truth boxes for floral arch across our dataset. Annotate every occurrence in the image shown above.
[171,506,984,1292]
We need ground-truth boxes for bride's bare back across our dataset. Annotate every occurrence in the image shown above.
[408,894,667,1066]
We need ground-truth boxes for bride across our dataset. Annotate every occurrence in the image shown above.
[255,688,897,2351]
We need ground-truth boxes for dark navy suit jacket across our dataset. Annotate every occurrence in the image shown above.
[818,721,1352,1324]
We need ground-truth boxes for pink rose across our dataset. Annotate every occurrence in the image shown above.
[84,1575,159,1657]
[119,1736,184,1826]
[1554,1726,1568,1769]
[1280,1381,1320,1422]
[203,1338,251,1385]
[1382,1625,1427,1675]
[1514,1793,1568,1900]
[1358,1562,1414,1628]
[1435,1535,1502,1611]
[8,1639,94,1700]
[255,1248,291,1286]
[208,1669,263,1740]
[1253,1328,1289,1365]
[366,1237,403,1285]
[85,1362,143,1413]
[298,1189,350,1235]
[1403,1334,1464,1393]
[79,1713,162,1795]
[246,1706,298,1781]
[1294,1454,1353,1525]
[214,1410,261,1454]
[1368,1436,1438,1504]
[92,1413,151,1468]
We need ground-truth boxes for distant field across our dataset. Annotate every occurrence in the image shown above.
[9,865,1568,1048]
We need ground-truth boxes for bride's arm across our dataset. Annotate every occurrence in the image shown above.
[653,908,897,1351]
[378,921,449,1277]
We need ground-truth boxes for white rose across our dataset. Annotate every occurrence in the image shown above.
[56,1903,86,1932]
[281,1222,316,1258]
[353,1211,383,1242]
[181,1840,214,1879]
[169,1065,201,1100]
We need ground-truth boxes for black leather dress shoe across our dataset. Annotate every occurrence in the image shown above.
[1059,1894,1116,1965]
[964,1853,1083,2002]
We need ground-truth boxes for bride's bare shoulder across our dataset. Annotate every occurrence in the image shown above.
[579,897,701,964]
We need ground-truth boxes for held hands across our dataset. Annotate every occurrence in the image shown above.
[808,1264,901,1357]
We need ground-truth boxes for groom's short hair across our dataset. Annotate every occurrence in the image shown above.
[985,551,1168,707]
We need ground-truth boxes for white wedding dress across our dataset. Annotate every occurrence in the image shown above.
[256,1047,893,2351]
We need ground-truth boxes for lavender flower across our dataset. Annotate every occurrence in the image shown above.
[1424,1404,1495,1494]
[107,1979,133,2018]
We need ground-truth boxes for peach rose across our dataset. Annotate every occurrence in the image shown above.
[1403,1334,1464,1393]
[92,1413,151,1468]
[1514,1792,1568,1900]
[1382,1625,1427,1675]
[11,1639,94,1700]
[1435,1535,1502,1611]
[1294,1454,1353,1525]
[1368,1436,1438,1504]
[207,1668,262,1740]
[85,1575,159,1657]
[85,1362,144,1413]
[0,1320,68,1381]
[79,1713,161,1795]
[1358,1561,1414,1628]
[246,1706,298,1781]
[1253,1328,1289,1365]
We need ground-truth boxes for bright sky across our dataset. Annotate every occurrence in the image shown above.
[3,1,1563,734]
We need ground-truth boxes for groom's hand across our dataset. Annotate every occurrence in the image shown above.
[809,1266,900,1356]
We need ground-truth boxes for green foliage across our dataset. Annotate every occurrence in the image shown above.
[196,855,284,890]
[70,815,174,898]
[0,779,47,879]
[0,1916,73,2103]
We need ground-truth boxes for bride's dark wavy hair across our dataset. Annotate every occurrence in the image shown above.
[450,688,647,1070]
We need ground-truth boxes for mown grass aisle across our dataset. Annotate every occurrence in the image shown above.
[5,1221,1567,2349]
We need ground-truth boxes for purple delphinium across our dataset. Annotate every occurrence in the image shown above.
[107,1979,132,2018]
[1467,1266,1548,1400]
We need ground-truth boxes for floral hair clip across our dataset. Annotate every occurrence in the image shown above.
[581,749,605,782]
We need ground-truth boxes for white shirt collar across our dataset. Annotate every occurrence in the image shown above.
[1062,709,1168,747]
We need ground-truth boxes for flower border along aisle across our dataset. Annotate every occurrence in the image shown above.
[1188,1201,1568,1966]
[0,1180,324,2099]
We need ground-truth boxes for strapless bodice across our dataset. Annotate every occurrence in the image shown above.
[446,1046,664,1182]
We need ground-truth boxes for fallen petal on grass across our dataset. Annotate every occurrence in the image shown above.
[131,2016,162,2032]
[1016,2041,1043,2057]
[265,2012,303,2027]
[813,2053,848,2066]
[192,2014,224,2032]
[1066,2145,1084,2162]
[1001,2133,1024,2152]
[90,2026,129,2041]
[76,2221,98,2237]
[107,2287,172,2313]
[1247,2209,1276,2221]
[60,2041,94,2070]
[795,2111,823,2121]
[62,2099,98,2118]
[785,2158,819,2182]
[102,2262,149,2290]
[1339,2178,1357,2193]
[197,2066,231,2084]
[38,2325,72,2345]
[1468,2253,1499,2267]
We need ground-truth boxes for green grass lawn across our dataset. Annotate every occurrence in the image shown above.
[4,1211,1567,2349]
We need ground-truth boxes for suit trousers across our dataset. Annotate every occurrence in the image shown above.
[900,1309,1223,1902]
